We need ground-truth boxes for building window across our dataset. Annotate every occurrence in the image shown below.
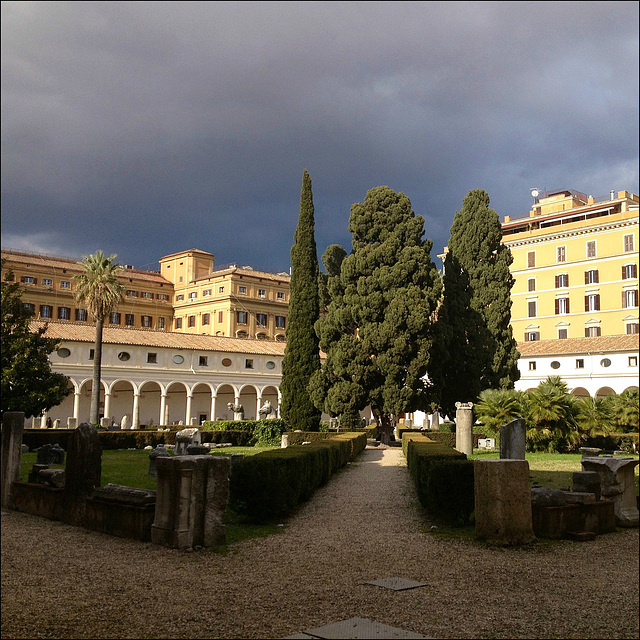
[256,313,267,328]
[23,302,35,314]
[219,286,225,293]
[175,317,183,329]
[237,311,248,324]
[600,358,611,368]
[576,359,584,369]
[527,251,536,268]
[218,311,223,323]
[89,349,95,360]
[527,301,537,318]
[125,314,135,326]
[199,356,208,366]
[202,313,210,326]
[586,241,596,258]
[258,288,266,298]
[188,315,196,328]
[42,278,52,286]
[118,351,131,361]
[58,307,71,320]
[525,331,540,341]
[555,274,569,288]
[141,315,152,328]
[623,289,638,308]
[585,270,599,284]
[275,315,286,329]
[141,291,153,299]
[60,280,71,289]
[176,294,184,301]
[277,291,285,300]
[555,297,569,315]
[109,312,121,325]
[622,264,637,280]
[158,317,165,330]
[585,294,600,312]
[527,278,536,292]
[189,292,197,300]
[245,359,254,369]
[75,309,88,322]
[528,361,536,371]
[57,348,71,358]
[556,246,566,263]
[623,234,635,252]
[157,293,169,301]
[550,361,560,369]
[629,356,638,366]
[203,289,211,297]
[238,285,247,294]
[266,361,276,370]
[22,276,37,284]
[585,326,601,337]
[558,328,568,339]
[626,323,639,335]
[173,355,184,364]
[147,353,157,364]
[40,305,53,318]
[126,289,138,297]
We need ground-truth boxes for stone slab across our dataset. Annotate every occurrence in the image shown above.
[364,577,428,591]
[288,617,430,639]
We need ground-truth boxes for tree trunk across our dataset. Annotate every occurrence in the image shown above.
[90,318,104,425]
[378,412,395,446]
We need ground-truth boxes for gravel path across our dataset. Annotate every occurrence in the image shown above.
[2,446,638,639]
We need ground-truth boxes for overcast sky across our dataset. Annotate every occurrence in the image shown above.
[2,1,638,273]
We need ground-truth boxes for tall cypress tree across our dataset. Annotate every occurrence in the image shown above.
[280,170,322,430]
[432,189,520,418]
[310,186,441,443]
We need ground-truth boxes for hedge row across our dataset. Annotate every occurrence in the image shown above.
[229,431,368,522]
[201,419,287,447]
[403,433,474,526]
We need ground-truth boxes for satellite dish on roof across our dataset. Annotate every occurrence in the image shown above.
[530,189,539,198]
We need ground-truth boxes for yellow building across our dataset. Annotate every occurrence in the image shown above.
[502,189,639,342]
[159,249,290,340]
[1,247,290,341]
[1,250,174,330]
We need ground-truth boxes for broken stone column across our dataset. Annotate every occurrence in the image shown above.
[500,418,526,460]
[148,445,172,477]
[63,423,102,526]
[581,457,639,527]
[151,455,230,549]
[475,459,536,546]
[455,402,474,456]
[1,412,24,509]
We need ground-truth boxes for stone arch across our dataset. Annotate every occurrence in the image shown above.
[107,379,135,427]
[623,385,639,394]
[595,386,615,398]
[238,384,259,420]
[571,387,591,398]
[215,384,236,421]
[191,382,214,424]
[165,381,188,425]
[138,380,163,427]
[77,378,107,423]
[47,378,76,426]
[259,385,280,417]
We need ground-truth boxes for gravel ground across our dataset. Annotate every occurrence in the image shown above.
[1,446,638,640]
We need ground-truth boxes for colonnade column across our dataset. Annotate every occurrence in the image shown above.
[185,392,193,426]
[160,394,167,426]
[255,392,263,420]
[132,392,140,429]
[103,392,111,423]
[73,391,81,420]
[210,395,217,422]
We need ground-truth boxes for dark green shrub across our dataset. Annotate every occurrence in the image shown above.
[425,459,475,525]
[439,421,456,433]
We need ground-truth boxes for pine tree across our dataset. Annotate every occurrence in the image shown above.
[1,262,71,418]
[280,170,322,430]
[311,186,441,443]
[433,189,520,418]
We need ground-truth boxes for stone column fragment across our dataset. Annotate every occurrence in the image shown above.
[1,412,24,509]
[455,402,474,456]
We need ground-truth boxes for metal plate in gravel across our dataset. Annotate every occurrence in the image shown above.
[289,617,430,639]
[364,577,429,591]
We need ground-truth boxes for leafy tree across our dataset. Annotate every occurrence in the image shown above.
[280,170,322,430]
[1,262,70,418]
[74,251,125,424]
[525,376,581,452]
[433,189,520,418]
[318,244,347,317]
[310,186,442,443]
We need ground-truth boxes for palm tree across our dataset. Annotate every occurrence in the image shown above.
[576,396,615,437]
[74,251,124,424]
[475,388,523,436]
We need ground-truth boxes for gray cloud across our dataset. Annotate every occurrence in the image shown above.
[2,1,638,270]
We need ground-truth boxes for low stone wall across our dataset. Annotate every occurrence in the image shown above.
[11,482,65,520]
[532,500,616,539]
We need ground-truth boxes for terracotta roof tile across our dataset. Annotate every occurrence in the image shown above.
[517,334,639,357]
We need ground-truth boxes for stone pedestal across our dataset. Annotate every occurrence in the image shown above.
[475,459,535,546]
[455,402,473,456]
[151,455,230,549]
[581,457,639,527]
[500,418,526,460]
[67,417,78,429]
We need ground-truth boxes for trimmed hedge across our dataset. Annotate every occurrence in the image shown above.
[201,419,287,447]
[402,432,474,526]
[229,432,367,522]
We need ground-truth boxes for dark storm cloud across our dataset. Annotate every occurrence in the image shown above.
[2,1,638,271]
